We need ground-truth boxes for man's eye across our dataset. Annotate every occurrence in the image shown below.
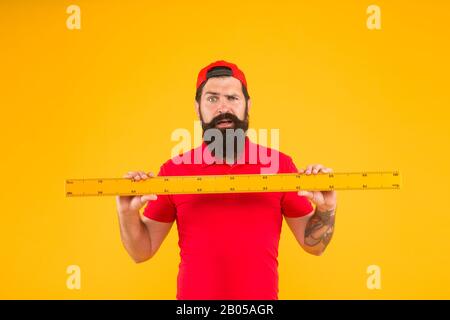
[228,96,238,101]
[207,96,218,102]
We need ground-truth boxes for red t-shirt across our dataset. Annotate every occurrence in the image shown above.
[143,136,313,300]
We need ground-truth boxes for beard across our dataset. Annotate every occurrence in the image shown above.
[200,106,249,162]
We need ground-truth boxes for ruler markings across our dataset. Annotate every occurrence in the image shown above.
[65,171,401,197]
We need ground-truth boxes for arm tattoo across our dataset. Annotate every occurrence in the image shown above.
[304,207,336,248]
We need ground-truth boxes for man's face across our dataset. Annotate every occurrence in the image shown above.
[195,76,250,130]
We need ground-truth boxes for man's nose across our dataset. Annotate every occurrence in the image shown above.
[217,97,231,114]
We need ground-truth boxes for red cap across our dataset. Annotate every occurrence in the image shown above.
[196,60,248,90]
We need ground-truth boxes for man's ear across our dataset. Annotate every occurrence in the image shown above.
[247,98,252,113]
[195,101,200,119]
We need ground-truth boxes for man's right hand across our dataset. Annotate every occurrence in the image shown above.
[116,171,158,215]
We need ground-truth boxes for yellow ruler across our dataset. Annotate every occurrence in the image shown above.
[65,171,401,197]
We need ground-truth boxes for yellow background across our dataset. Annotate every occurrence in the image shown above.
[1,0,449,299]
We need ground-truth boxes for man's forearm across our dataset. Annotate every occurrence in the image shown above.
[117,210,153,263]
[303,206,336,255]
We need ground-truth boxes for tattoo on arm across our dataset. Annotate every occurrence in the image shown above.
[304,207,336,248]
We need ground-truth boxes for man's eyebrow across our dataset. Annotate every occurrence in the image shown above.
[204,91,239,97]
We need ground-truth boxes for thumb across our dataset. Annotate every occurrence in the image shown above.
[140,194,158,203]
[298,190,314,200]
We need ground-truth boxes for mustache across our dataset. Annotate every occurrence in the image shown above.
[201,112,248,132]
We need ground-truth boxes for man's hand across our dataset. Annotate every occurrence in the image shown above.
[293,164,337,255]
[116,171,158,215]
[115,170,165,263]
[297,164,337,212]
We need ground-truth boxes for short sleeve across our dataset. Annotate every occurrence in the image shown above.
[142,163,177,223]
[280,155,314,218]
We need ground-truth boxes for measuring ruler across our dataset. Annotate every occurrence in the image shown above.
[65,171,401,197]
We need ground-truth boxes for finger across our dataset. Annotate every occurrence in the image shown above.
[147,171,155,178]
[312,164,324,174]
[305,165,313,174]
[319,167,330,173]
[298,190,314,200]
[141,194,158,202]
[128,171,140,180]
[134,171,146,181]
[298,168,305,173]
[138,171,148,180]
[325,167,334,174]
[124,171,135,179]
